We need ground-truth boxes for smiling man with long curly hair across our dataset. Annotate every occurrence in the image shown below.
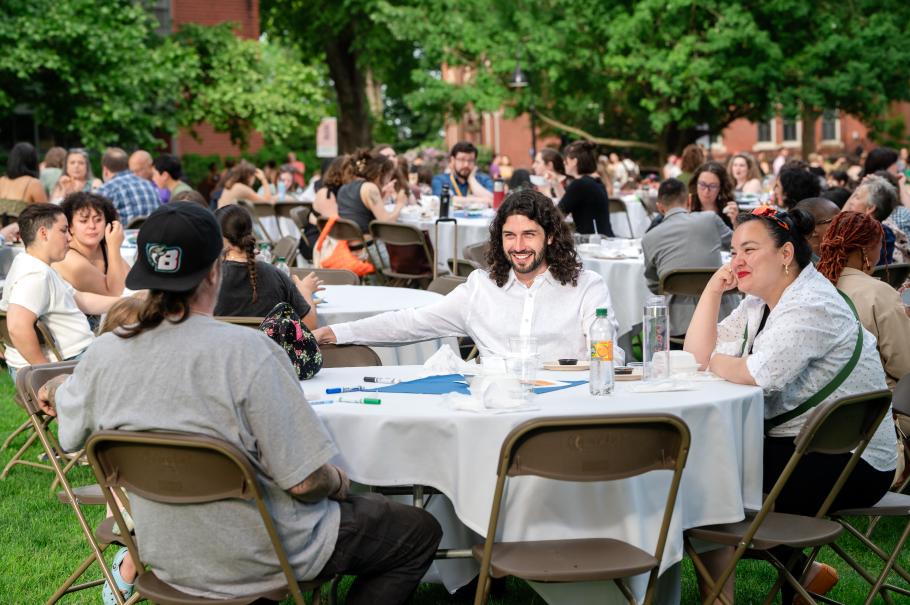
[315,188,621,362]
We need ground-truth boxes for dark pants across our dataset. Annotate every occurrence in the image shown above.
[763,437,894,600]
[318,493,443,605]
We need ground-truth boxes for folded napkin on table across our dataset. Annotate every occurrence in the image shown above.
[423,344,479,376]
[446,373,539,414]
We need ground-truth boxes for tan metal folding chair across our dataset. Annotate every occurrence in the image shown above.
[0,198,29,225]
[85,430,328,605]
[0,312,68,481]
[658,268,739,345]
[125,216,147,229]
[872,263,910,289]
[823,374,910,605]
[473,414,691,605]
[14,361,134,605]
[291,267,359,286]
[273,200,309,236]
[608,198,634,237]
[685,390,893,605]
[271,235,300,266]
[368,221,435,287]
[427,274,467,296]
[447,258,480,277]
[462,241,490,268]
[238,200,277,244]
[318,343,381,368]
[214,316,263,329]
[289,204,315,248]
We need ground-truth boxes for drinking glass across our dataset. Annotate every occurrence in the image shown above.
[507,337,538,397]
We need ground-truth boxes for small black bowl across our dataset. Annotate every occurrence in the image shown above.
[557,358,578,366]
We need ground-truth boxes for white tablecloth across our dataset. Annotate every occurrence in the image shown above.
[579,252,651,338]
[306,366,764,603]
[317,285,457,365]
[398,213,491,270]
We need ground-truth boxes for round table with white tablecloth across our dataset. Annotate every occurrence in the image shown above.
[304,365,764,604]
[578,243,651,339]
[316,285,458,365]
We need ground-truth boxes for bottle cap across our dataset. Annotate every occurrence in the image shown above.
[596,308,608,318]
[277,257,286,262]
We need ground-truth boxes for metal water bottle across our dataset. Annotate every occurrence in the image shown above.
[493,179,505,208]
[642,295,670,382]
[440,184,451,218]
[589,308,615,395]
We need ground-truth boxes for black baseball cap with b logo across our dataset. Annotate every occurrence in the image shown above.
[126,202,223,292]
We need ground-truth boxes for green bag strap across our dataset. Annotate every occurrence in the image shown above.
[764,290,862,433]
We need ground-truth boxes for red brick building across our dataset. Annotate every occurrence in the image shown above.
[166,0,264,156]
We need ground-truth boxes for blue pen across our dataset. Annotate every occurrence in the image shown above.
[326,386,363,394]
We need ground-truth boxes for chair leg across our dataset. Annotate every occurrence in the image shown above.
[0,426,43,479]
[45,550,106,604]
[613,578,638,604]
[863,518,910,605]
[838,519,910,585]
[2,418,33,450]
[682,538,734,605]
[764,550,821,605]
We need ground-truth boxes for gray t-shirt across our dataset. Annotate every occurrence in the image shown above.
[56,315,339,598]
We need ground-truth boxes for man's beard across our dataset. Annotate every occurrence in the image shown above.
[455,167,471,181]
[508,243,547,275]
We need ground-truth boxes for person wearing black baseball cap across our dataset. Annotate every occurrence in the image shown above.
[36,201,442,605]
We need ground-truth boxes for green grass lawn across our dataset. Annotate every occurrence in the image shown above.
[1,369,908,604]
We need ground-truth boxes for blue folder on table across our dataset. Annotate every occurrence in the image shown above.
[368,374,586,396]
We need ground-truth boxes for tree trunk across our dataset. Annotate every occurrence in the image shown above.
[324,26,372,152]
[801,107,819,160]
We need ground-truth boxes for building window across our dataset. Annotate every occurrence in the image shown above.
[782,119,798,142]
[822,110,839,141]
[757,120,773,143]
[145,0,171,36]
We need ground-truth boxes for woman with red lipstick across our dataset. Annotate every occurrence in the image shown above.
[684,206,896,603]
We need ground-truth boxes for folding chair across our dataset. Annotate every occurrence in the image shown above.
[608,198,634,238]
[0,197,29,225]
[85,430,328,605]
[214,316,263,329]
[125,216,147,229]
[318,344,381,368]
[685,390,893,605]
[462,241,490,268]
[316,215,377,268]
[658,268,737,346]
[0,312,68,481]
[368,221,435,287]
[271,235,300,266]
[473,414,691,605]
[824,374,910,605]
[14,361,135,605]
[238,200,276,244]
[872,263,910,289]
[427,274,467,296]
[290,267,360,285]
[447,258,480,277]
[273,200,309,236]
[289,204,315,248]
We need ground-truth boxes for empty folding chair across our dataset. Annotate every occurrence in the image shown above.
[291,268,359,286]
[473,414,691,605]
[318,344,381,368]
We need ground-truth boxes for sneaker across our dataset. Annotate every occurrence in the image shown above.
[101,547,135,605]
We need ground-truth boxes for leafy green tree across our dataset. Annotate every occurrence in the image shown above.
[0,0,328,151]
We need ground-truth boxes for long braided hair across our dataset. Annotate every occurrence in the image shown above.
[215,205,259,303]
[817,211,884,284]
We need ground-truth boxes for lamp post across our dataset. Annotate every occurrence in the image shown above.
[509,61,537,161]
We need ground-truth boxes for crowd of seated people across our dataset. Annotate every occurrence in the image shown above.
[1,138,910,605]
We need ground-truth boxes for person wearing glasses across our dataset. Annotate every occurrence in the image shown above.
[431,141,493,207]
[688,161,736,228]
[684,206,895,603]
[793,197,840,260]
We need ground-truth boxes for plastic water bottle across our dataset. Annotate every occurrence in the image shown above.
[589,308,615,395]
[277,180,287,201]
[439,184,451,218]
[256,243,271,264]
[642,295,671,382]
[275,257,290,276]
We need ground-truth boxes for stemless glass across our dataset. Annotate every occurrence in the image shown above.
[507,336,538,397]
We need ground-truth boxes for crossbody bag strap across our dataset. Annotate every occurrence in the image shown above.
[764,290,863,433]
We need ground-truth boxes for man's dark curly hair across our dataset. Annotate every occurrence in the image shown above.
[484,188,581,287]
